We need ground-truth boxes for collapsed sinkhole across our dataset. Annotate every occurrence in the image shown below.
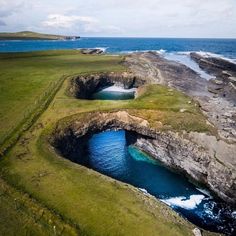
[51,117,145,165]
[67,72,146,100]
[49,112,236,235]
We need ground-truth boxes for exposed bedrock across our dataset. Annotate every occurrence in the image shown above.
[67,72,146,99]
[80,48,104,54]
[50,111,236,205]
[125,51,208,95]
[190,52,236,103]
[125,52,236,143]
[190,52,236,76]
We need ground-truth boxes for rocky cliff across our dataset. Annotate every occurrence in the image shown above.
[67,72,146,99]
[50,111,236,205]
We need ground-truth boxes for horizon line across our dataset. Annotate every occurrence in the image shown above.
[80,36,236,40]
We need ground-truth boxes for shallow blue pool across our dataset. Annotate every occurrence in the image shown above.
[78,130,235,234]
[92,86,135,100]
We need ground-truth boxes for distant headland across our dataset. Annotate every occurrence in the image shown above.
[0,31,80,40]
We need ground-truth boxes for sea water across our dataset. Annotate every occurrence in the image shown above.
[1,38,236,60]
[2,38,235,81]
[92,86,135,100]
[80,130,236,235]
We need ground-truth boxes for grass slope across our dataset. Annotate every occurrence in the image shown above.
[0,50,217,236]
[0,178,79,236]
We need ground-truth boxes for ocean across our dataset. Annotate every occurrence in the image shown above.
[77,130,236,235]
[0,37,236,60]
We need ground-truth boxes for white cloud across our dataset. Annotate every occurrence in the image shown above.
[0,19,6,26]
[42,14,97,29]
[42,13,122,34]
[0,0,236,37]
[0,0,25,17]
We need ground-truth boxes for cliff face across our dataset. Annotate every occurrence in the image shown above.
[68,72,146,99]
[134,133,236,204]
[50,111,236,205]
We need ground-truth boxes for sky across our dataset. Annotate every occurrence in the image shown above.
[0,0,236,38]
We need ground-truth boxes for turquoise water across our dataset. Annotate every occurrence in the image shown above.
[78,130,235,235]
[92,90,134,100]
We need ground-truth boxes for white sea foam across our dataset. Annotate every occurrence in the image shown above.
[96,47,109,52]
[232,211,236,219]
[139,188,148,194]
[156,49,166,55]
[101,85,136,93]
[161,195,205,210]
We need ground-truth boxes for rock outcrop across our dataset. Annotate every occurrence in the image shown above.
[80,48,104,54]
[125,52,236,143]
[190,52,236,103]
[50,111,236,205]
[67,72,146,99]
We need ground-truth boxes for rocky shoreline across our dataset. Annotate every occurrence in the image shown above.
[125,51,236,143]
[190,52,236,103]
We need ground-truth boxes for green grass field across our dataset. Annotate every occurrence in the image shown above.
[0,50,124,154]
[0,50,218,236]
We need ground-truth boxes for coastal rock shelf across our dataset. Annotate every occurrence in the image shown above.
[67,72,145,100]
[125,51,236,143]
[190,52,236,103]
[50,111,236,234]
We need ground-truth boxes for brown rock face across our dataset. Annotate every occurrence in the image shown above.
[50,111,236,205]
[67,72,146,99]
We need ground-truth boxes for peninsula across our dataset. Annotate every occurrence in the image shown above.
[0,31,80,40]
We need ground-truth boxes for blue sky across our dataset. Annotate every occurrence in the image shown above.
[0,0,236,38]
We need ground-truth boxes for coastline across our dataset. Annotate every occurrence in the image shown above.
[0,48,235,235]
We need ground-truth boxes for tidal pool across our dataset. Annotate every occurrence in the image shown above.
[91,85,135,100]
[75,130,235,235]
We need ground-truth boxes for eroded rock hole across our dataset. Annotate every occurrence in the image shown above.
[67,72,145,100]
[50,113,236,235]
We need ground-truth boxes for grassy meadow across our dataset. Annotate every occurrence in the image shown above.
[0,50,218,235]
[0,50,124,154]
